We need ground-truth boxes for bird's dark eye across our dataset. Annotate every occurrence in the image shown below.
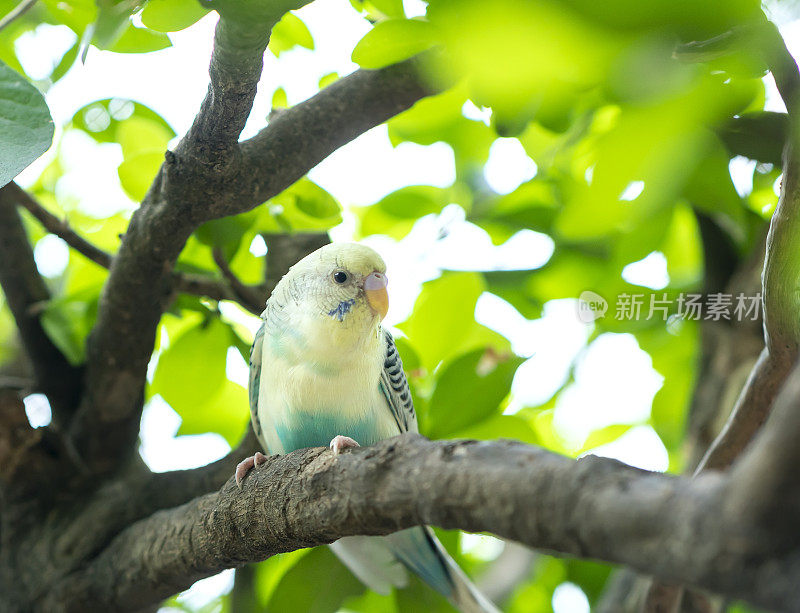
[333,270,349,284]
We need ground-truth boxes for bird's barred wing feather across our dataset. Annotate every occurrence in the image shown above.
[378,333,498,612]
[379,329,417,434]
[248,319,265,444]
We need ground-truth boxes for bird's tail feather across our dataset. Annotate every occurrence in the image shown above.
[332,527,499,613]
[427,531,500,613]
[388,527,499,613]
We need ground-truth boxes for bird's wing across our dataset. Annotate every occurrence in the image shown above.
[248,319,266,445]
[379,328,417,434]
[338,333,499,611]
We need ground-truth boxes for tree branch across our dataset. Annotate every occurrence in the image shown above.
[11,181,266,312]
[0,183,81,421]
[11,182,113,269]
[211,247,264,315]
[72,10,279,475]
[695,129,800,473]
[691,16,800,473]
[694,347,789,472]
[230,60,432,217]
[41,421,800,613]
[145,427,260,509]
[639,24,800,610]
[38,436,720,612]
[728,360,800,541]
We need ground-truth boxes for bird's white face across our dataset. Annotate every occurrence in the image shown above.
[285,242,389,333]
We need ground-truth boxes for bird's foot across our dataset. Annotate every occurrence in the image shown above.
[235,451,268,487]
[329,435,360,455]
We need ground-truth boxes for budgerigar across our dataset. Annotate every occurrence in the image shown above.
[235,242,498,613]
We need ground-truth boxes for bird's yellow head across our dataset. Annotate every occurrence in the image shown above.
[278,242,389,328]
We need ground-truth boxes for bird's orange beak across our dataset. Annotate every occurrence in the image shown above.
[365,272,389,320]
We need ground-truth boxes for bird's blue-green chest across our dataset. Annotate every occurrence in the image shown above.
[274,410,386,452]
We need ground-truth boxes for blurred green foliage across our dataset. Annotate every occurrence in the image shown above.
[0,0,783,611]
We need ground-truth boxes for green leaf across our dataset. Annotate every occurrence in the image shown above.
[364,0,405,18]
[340,590,397,613]
[141,0,210,32]
[293,182,338,217]
[265,547,365,612]
[51,42,80,82]
[683,137,747,245]
[0,60,54,187]
[41,0,97,37]
[482,270,542,320]
[195,216,254,261]
[355,206,417,240]
[268,12,314,56]
[116,115,173,158]
[352,19,436,69]
[659,203,703,290]
[72,99,174,203]
[394,336,420,373]
[40,285,102,365]
[388,86,467,144]
[395,573,453,613]
[91,0,137,50]
[109,23,172,53]
[356,185,450,239]
[377,185,450,218]
[472,180,558,236]
[151,319,248,444]
[268,178,342,231]
[71,99,175,146]
[118,150,163,201]
[637,320,699,455]
[449,412,539,445]
[565,559,614,607]
[427,348,523,438]
[271,87,288,109]
[578,424,633,453]
[526,250,611,304]
[426,0,618,132]
[387,84,495,168]
[152,319,227,410]
[318,72,339,89]
[176,378,248,444]
[399,272,509,371]
[252,550,310,606]
[610,203,675,269]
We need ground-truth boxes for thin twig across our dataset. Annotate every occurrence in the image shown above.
[9,182,112,268]
[212,247,265,315]
[9,182,266,311]
[0,0,37,32]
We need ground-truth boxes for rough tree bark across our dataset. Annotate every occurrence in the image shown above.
[2,3,800,613]
[626,22,800,613]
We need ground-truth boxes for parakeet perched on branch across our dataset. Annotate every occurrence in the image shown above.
[236,242,498,613]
